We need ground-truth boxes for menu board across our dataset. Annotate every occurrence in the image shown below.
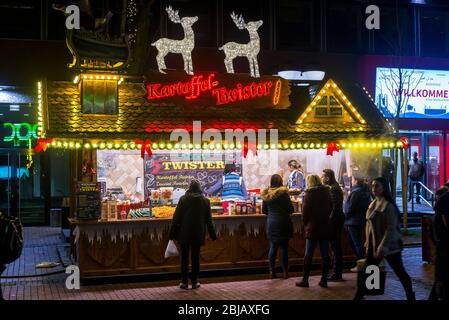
[75,182,102,220]
[144,152,241,198]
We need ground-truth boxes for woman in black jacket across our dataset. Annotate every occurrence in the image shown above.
[262,174,295,279]
[429,187,449,301]
[169,180,217,289]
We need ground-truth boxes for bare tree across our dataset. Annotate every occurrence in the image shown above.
[377,68,425,120]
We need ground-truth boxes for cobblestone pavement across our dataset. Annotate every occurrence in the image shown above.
[0,227,434,300]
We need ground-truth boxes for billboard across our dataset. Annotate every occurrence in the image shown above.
[375,67,449,118]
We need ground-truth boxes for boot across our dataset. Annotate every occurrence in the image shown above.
[296,255,312,287]
[283,271,289,279]
[406,291,416,301]
[269,267,277,279]
[319,257,330,288]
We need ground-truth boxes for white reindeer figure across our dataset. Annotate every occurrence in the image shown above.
[219,13,263,78]
[151,6,198,75]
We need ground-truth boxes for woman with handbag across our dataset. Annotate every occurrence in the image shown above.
[169,180,217,290]
[353,177,415,300]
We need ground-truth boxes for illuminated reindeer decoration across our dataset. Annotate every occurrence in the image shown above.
[219,13,263,78]
[151,6,198,75]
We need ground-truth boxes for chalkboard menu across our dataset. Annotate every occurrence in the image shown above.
[144,152,241,199]
[75,182,102,220]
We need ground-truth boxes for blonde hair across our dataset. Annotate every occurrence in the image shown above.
[306,174,322,188]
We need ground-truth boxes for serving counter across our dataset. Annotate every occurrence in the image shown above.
[70,214,357,279]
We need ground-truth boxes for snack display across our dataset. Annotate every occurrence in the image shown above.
[150,190,160,201]
[288,188,303,196]
[160,188,174,200]
[152,206,176,218]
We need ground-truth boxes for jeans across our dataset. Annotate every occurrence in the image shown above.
[180,244,201,284]
[0,265,5,300]
[305,239,329,258]
[268,240,289,271]
[330,222,344,276]
[429,248,449,301]
[408,178,422,201]
[348,225,365,260]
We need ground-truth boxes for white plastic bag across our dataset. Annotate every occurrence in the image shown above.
[164,240,179,258]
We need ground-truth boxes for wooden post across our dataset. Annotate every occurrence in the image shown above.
[392,148,398,200]
[401,148,408,231]
[378,149,383,177]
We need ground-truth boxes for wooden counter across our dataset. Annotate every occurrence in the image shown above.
[70,214,357,279]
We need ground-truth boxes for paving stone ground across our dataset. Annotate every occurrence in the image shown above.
[0,227,434,300]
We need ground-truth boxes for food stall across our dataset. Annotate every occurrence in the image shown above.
[31,2,409,280]
[35,70,409,279]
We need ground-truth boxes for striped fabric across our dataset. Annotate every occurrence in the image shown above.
[221,173,245,201]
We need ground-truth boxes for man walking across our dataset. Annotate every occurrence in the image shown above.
[322,169,344,281]
[344,176,371,270]
[408,152,425,204]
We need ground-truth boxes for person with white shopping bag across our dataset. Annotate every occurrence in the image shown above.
[168,180,217,290]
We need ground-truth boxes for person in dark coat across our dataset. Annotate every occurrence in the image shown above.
[429,187,449,301]
[344,176,371,262]
[262,174,295,279]
[321,169,344,281]
[296,174,333,288]
[169,180,217,289]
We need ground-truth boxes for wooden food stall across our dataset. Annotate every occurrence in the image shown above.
[36,72,408,279]
[34,9,408,278]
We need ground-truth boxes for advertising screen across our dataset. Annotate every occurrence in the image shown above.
[375,67,449,118]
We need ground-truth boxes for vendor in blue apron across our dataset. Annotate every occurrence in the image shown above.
[205,163,248,201]
[287,160,305,190]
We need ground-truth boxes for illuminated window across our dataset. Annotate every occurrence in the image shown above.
[81,80,117,115]
[314,94,343,117]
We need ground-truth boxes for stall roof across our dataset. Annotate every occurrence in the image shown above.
[42,77,399,146]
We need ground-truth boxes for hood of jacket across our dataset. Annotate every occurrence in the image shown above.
[184,191,204,199]
[261,187,289,202]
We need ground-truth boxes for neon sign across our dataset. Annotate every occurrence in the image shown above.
[145,72,288,108]
[147,74,218,100]
[3,122,38,146]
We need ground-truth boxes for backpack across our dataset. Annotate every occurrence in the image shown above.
[0,213,24,265]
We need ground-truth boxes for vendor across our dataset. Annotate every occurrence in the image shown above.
[205,163,248,201]
[287,160,305,190]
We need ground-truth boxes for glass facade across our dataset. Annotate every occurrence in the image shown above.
[2,0,449,58]
[403,132,448,194]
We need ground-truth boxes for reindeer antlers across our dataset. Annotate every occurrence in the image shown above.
[230,12,246,30]
[166,6,181,23]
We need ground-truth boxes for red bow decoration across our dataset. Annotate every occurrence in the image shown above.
[242,140,258,159]
[326,142,340,156]
[401,136,409,150]
[35,138,53,153]
[135,139,153,159]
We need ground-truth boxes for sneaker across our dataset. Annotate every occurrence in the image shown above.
[295,279,309,288]
[350,267,358,273]
[192,282,201,289]
[327,274,343,281]
[179,282,188,290]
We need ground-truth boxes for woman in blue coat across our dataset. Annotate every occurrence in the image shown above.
[262,174,295,279]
